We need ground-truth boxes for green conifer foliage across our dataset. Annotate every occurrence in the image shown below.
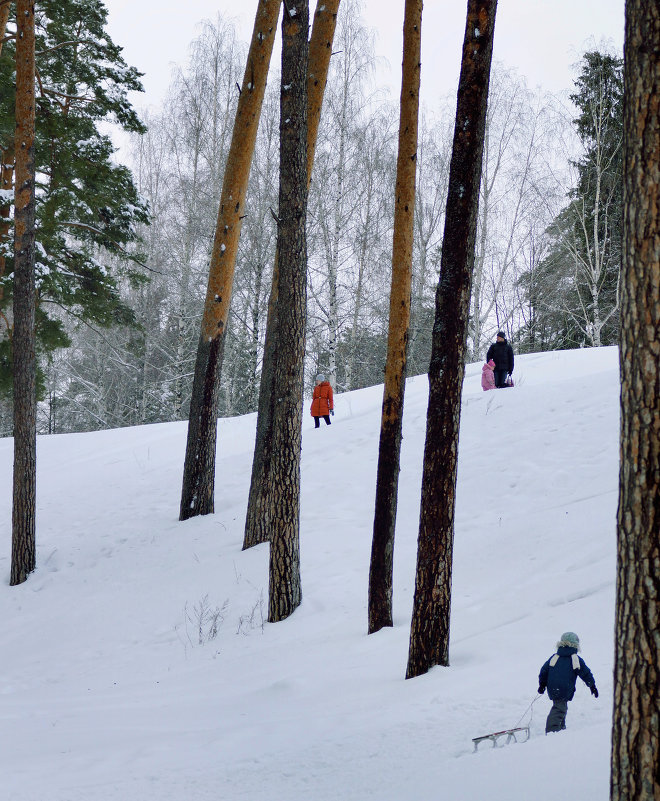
[0,0,149,395]
[517,51,623,351]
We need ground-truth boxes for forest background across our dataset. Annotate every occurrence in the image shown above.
[0,0,625,435]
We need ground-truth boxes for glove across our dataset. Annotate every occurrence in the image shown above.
[591,686,598,698]
[537,685,545,695]
[330,410,334,416]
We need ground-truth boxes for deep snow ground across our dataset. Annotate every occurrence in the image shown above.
[0,347,620,800]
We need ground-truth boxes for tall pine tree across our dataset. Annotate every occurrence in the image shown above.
[11,0,36,586]
[368,0,422,635]
[267,0,309,623]
[406,0,497,679]
[0,0,149,396]
[610,0,660,796]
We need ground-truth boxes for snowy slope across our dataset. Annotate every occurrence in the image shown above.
[0,346,620,801]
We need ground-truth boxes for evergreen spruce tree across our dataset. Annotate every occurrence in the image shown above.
[0,0,149,396]
[521,51,623,349]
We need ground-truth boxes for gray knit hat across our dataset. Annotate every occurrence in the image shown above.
[557,631,580,651]
[316,374,326,383]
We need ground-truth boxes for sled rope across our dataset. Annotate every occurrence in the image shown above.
[512,694,541,730]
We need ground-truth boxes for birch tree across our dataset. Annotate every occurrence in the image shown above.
[408,111,451,375]
[341,108,397,389]
[39,17,249,433]
[308,0,377,386]
[469,69,557,357]
[530,52,623,350]
[167,21,244,421]
[224,86,279,415]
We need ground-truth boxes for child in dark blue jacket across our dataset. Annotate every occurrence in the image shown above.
[538,631,598,733]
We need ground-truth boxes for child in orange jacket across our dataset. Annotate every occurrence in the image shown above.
[310,374,334,428]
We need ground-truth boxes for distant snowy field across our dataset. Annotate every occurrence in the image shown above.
[0,347,620,801]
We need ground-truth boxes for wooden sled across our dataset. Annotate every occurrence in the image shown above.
[472,726,530,752]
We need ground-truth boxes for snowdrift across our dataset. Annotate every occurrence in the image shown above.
[0,346,619,800]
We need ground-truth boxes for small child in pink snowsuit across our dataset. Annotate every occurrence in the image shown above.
[481,359,496,391]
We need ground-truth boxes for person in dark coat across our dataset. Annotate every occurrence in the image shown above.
[538,631,598,733]
[486,331,514,388]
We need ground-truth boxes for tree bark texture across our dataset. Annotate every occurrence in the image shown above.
[179,0,281,521]
[368,0,422,635]
[0,1,13,306]
[267,0,309,623]
[0,155,12,306]
[11,0,37,586]
[610,1,660,799]
[0,2,10,56]
[243,0,340,550]
[306,0,340,179]
[406,0,497,679]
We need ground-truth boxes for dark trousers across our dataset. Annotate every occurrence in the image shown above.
[545,700,568,733]
[494,369,509,388]
[314,415,331,428]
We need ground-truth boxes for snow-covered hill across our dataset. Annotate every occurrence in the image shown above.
[0,346,620,800]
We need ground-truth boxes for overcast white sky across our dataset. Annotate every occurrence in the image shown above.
[104,0,624,114]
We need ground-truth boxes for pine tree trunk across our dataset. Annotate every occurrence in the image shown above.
[367,0,422,635]
[248,262,264,410]
[243,0,340,550]
[610,1,660,798]
[0,1,11,301]
[267,0,309,623]
[0,2,10,55]
[0,0,13,307]
[243,254,280,548]
[0,156,12,306]
[406,0,497,679]
[11,0,37,587]
[179,0,280,521]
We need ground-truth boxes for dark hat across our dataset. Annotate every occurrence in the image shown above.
[496,331,506,339]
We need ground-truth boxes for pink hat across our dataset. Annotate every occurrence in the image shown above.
[487,359,495,367]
